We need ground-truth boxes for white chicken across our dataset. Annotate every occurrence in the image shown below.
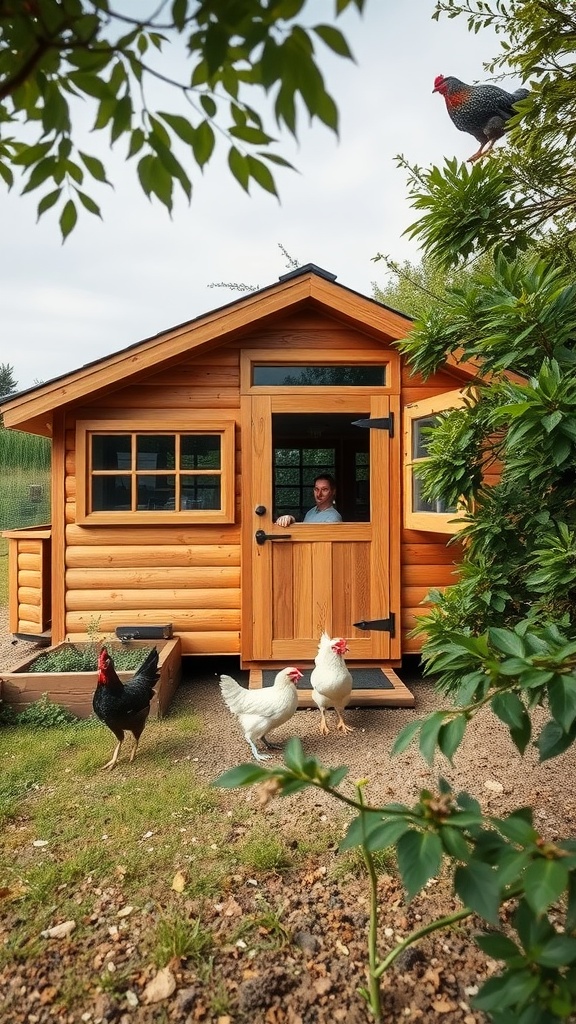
[219,667,303,761]
[310,632,354,736]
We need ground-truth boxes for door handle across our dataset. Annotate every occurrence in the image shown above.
[255,529,292,545]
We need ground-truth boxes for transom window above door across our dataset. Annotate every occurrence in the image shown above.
[253,366,386,386]
[240,349,397,394]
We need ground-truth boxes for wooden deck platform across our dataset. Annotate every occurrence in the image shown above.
[248,665,415,707]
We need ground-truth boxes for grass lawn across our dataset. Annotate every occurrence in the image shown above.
[0,693,376,1021]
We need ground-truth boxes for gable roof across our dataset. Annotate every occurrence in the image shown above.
[0,264,476,435]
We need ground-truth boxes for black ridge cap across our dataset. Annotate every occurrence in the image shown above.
[278,263,337,283]
[1,266,413,406]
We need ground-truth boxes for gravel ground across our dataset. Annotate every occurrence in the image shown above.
[2,604,576,830]
[2,607,576,1024]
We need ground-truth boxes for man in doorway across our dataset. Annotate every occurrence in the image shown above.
[275,473,343,527]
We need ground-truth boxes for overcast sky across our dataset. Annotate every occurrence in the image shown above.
[1,1,510,392]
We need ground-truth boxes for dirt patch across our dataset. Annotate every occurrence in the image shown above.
[2,608,576,1023]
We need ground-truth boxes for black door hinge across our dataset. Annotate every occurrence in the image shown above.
[353,613,396,637]
[352,413,394,437]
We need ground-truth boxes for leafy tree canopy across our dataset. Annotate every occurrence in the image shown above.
[0,0,364,237]
[402,0,576,267]
[384,1,576,682]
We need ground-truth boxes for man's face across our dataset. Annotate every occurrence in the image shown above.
[313,479,336,510]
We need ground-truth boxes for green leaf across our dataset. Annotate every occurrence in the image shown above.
[548,675,576,732]
[59,199,77,240]
[171,0,188,31]
[365,819,411,852]
[0,161,14,188]
[110,94,133,144]
[229,126,274,145]
[147,156,174,209]
[21,157,57,195]
[566,871,576,931]
[340,811,383,851]
[439,825,471,862]
[473,970,540,1011]
[75,189,102,217]
[228,146,249,192]
[397,830,443,900]
[200,94,217,118]
[455,861,500,924]
[247,155,278,196]
[489,628,526,658]
[491,693,532,754]
[159,112,197,146]
[36,187,62,219]
[493,812,537,846]
[192,121,215,168]
[419,711,447,765]
[437,715,467,763]
[79,152,110,184]
[523,859,569,915]
[282,736,306,773]
[535,934,576,967]
[391,719,421,756]
[475,931,522,960]
[537,719,576,762]
[212,763,270,788]
[312,24,354,59]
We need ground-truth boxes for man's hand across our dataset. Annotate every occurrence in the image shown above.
[275,515,295,527]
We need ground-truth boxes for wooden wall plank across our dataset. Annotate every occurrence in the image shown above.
[65,588,241,611]
[65,609,240,631]
[65,525,240,545]
[65,545,240,568]
[65,567,240,589]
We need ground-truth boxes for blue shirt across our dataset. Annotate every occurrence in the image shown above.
[303,506,342,523]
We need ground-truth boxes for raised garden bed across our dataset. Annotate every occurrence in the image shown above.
[0,637,182,719]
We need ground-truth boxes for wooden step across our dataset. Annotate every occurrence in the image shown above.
[248,665,415,708]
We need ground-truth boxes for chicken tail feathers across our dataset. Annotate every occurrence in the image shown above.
[219,674,248,715]
[137,646,160,683]
[127,646,159,702]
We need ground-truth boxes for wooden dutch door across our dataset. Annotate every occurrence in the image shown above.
[241,348,402,665]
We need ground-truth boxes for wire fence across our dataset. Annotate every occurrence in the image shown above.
[0,428,51,530]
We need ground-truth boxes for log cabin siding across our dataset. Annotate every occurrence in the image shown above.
[5,530,51,636]
[7,302,472,659]
[61,350,243,654]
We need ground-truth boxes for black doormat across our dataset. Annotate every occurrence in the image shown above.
[262,668,394,690]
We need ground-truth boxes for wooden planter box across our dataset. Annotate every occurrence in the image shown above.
[0,638,182,719]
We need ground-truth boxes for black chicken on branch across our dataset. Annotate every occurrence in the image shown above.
[433,75,530,162]
[92,646,159,769]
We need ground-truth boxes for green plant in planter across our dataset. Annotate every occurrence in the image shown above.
[27,618,155,674]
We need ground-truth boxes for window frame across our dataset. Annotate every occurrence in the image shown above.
[75,419,236,525]
[240,348,398,395]
[403,390,468,534]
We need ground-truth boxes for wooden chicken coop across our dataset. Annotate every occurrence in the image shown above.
[1,264,483,709]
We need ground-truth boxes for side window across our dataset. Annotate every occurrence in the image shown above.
[403,392,467,534]
[76,421,235,524]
